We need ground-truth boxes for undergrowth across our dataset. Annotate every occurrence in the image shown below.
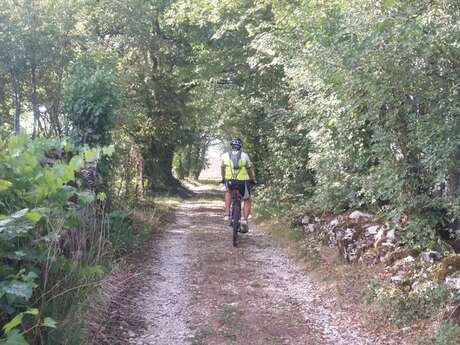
[366,283,453,327]
[34,201,160,345]
[417,321,460,345]
[0,135,173,344]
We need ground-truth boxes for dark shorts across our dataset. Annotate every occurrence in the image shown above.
[224,179,251,200]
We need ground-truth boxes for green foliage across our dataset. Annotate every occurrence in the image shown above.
[64,54,119,147]
[0,135,110,343]
[0,0,82,135]
[0,329,27,345]
[1,0,460,342]
[0,307,54,342]
[171,0,460,251]
[434,321,460,345]
[368,283,452,327]
[108,210,138,256]
[417,321,460,345]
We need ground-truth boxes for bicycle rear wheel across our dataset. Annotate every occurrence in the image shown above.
[232,200,241,247]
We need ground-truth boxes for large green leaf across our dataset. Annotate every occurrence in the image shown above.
[25,212,41,223]
[84,149,98,162]
[101,145,115,156]
[0,330,28,345]
[2,282,33,300]
[42,317,57,329]
[0,180,13,192]
[0,309,38,334]
[383,0,396,9]
[68,155,84,172]
[0,223,34,241]
[2,314,23,334]
[77,191,96,204]
[25,309,39,316]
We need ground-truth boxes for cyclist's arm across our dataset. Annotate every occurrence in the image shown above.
[248,167,256,181]
[244,153,256,181]
[221,166,226,181]
[220,154,227,182]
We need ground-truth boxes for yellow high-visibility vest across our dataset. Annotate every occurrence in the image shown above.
[223,152,250,180]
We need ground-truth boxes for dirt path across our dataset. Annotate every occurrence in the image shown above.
[117,188,402,345]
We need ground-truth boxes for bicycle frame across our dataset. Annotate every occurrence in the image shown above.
[230,186,242,247]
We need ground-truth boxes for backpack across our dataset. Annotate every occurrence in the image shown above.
[229,151,242,179]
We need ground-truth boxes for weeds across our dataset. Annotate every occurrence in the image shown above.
[368,283,452,327]
[435,322,460,345]
[191,327,215,345]
[220,304,241,331]
[295,247,321,263]
[417,321,460,345]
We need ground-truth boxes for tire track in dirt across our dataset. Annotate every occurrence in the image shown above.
[121,188,404,345]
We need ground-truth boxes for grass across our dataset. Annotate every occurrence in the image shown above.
[367,283,453,327]
[152,195,183,207]
[219,304,241,331]
[60,195,181,345]
[191,326,215,345]
[259,220,328,272]
[216,304,242,345]
[417,321,460,345]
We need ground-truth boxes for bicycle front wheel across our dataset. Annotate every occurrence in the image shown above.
[232,201,241,247]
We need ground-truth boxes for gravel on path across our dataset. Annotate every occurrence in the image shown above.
[109,188,406,345]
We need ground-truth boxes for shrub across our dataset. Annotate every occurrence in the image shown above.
[368,283,452,327]
[0,135,110,343]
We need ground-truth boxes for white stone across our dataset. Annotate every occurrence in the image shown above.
[374,228,386,245]
[366,225,380,235]
[386,229,396,242]
[390,274,406,284]
[301,216,311,225]
[382,242,396,248]
[349,211,373,220]
[343,228,354,240]
[0,218,13,227]
[329,219,340,227]
[446,273,460,290]
[401,327,411,334]
[420,251,443,264]
[412,280,437,293]
[403,256,415,265]
[307,224,315,232]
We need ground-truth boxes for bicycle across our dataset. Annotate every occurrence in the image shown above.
[224,179,255,247]
[228,181,242,247]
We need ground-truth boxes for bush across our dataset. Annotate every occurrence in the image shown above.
[0,135,111,344]
[368,283,452,327]
[417,321,460,345]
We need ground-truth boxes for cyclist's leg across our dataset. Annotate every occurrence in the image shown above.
[243,197,252,220]
[225,191,232,217]
[242,180,252,219]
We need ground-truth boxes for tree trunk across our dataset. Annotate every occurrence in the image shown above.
[143,142,178,190]
[31,64,43,137]
[11,76,21,134]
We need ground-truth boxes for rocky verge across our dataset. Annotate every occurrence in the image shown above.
[298,211,460,333]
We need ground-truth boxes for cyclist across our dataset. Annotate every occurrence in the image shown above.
[221,138,256,232]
